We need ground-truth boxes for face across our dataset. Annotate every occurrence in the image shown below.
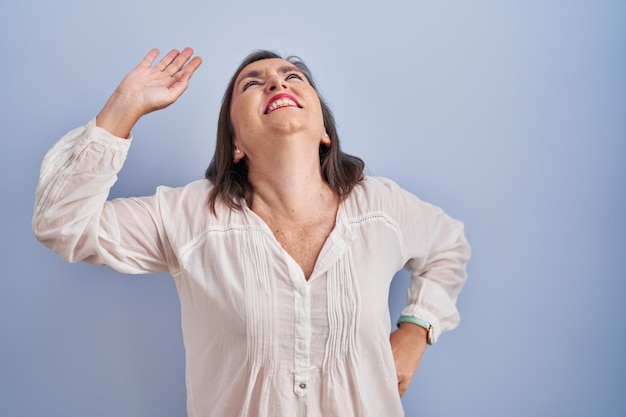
[229,58,330,162]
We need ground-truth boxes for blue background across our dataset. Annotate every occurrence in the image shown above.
[1,1,624,416]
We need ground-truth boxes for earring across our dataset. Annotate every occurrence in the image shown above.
[235,149,241,154]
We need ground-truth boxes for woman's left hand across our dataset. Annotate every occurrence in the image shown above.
[390,322,428,396]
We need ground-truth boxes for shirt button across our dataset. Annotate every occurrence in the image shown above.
[299,383,307,389]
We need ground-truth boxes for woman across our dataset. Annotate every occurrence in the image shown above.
[33,47,470,417]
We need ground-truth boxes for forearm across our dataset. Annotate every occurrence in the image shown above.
[33,119,130,262]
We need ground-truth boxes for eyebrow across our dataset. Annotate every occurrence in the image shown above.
[236,65,304,89]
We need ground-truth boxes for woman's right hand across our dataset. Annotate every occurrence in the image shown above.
[96,48,202,138]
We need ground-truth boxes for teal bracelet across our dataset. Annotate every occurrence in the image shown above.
[397,315,434,345]
[397,315,430,329]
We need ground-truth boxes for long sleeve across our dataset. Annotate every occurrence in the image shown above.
[397,185,470,344]
[32,119,172,274]
[345,177,470,344]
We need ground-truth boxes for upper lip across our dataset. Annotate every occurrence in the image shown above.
[264,93,301,114]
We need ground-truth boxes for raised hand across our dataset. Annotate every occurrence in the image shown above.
[96,48,203,138]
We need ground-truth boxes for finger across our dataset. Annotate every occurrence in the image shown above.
[138,48,160,69]
[397,377,408,397]
[181,55,203,76]
[154,49,180,72]
[168,71,195,97]
[164,47,195,76]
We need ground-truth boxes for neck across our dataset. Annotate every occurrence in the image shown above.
[246,148,336,221]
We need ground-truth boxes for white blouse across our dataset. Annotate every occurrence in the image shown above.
[33,119,470,417]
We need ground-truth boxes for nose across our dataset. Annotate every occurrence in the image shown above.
[266,74,287,92]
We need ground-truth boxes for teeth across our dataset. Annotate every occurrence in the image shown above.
[268,98,297,112]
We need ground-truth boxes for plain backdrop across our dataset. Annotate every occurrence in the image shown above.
[1,1,624,416]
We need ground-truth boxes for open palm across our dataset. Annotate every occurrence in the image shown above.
[96,47,202,138]
[117,47,203,115]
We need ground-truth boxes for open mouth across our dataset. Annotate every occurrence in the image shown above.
[264,94,302,114]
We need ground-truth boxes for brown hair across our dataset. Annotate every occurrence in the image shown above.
[205,50,364,213]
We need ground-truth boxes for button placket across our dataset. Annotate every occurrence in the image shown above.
[292,275,311,397]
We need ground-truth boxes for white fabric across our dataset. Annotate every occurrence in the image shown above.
[33,119,470,417]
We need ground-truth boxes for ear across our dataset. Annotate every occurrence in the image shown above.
[321,132,331,147]
[233,140,245,163]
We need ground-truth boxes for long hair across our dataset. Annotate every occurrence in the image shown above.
[205,50,364,213]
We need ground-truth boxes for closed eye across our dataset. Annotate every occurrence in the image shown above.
[243,80,260,91]
[286,73,303,81]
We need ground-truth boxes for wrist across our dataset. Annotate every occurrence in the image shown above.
[96,91,144,138]
[397,315,434,345]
